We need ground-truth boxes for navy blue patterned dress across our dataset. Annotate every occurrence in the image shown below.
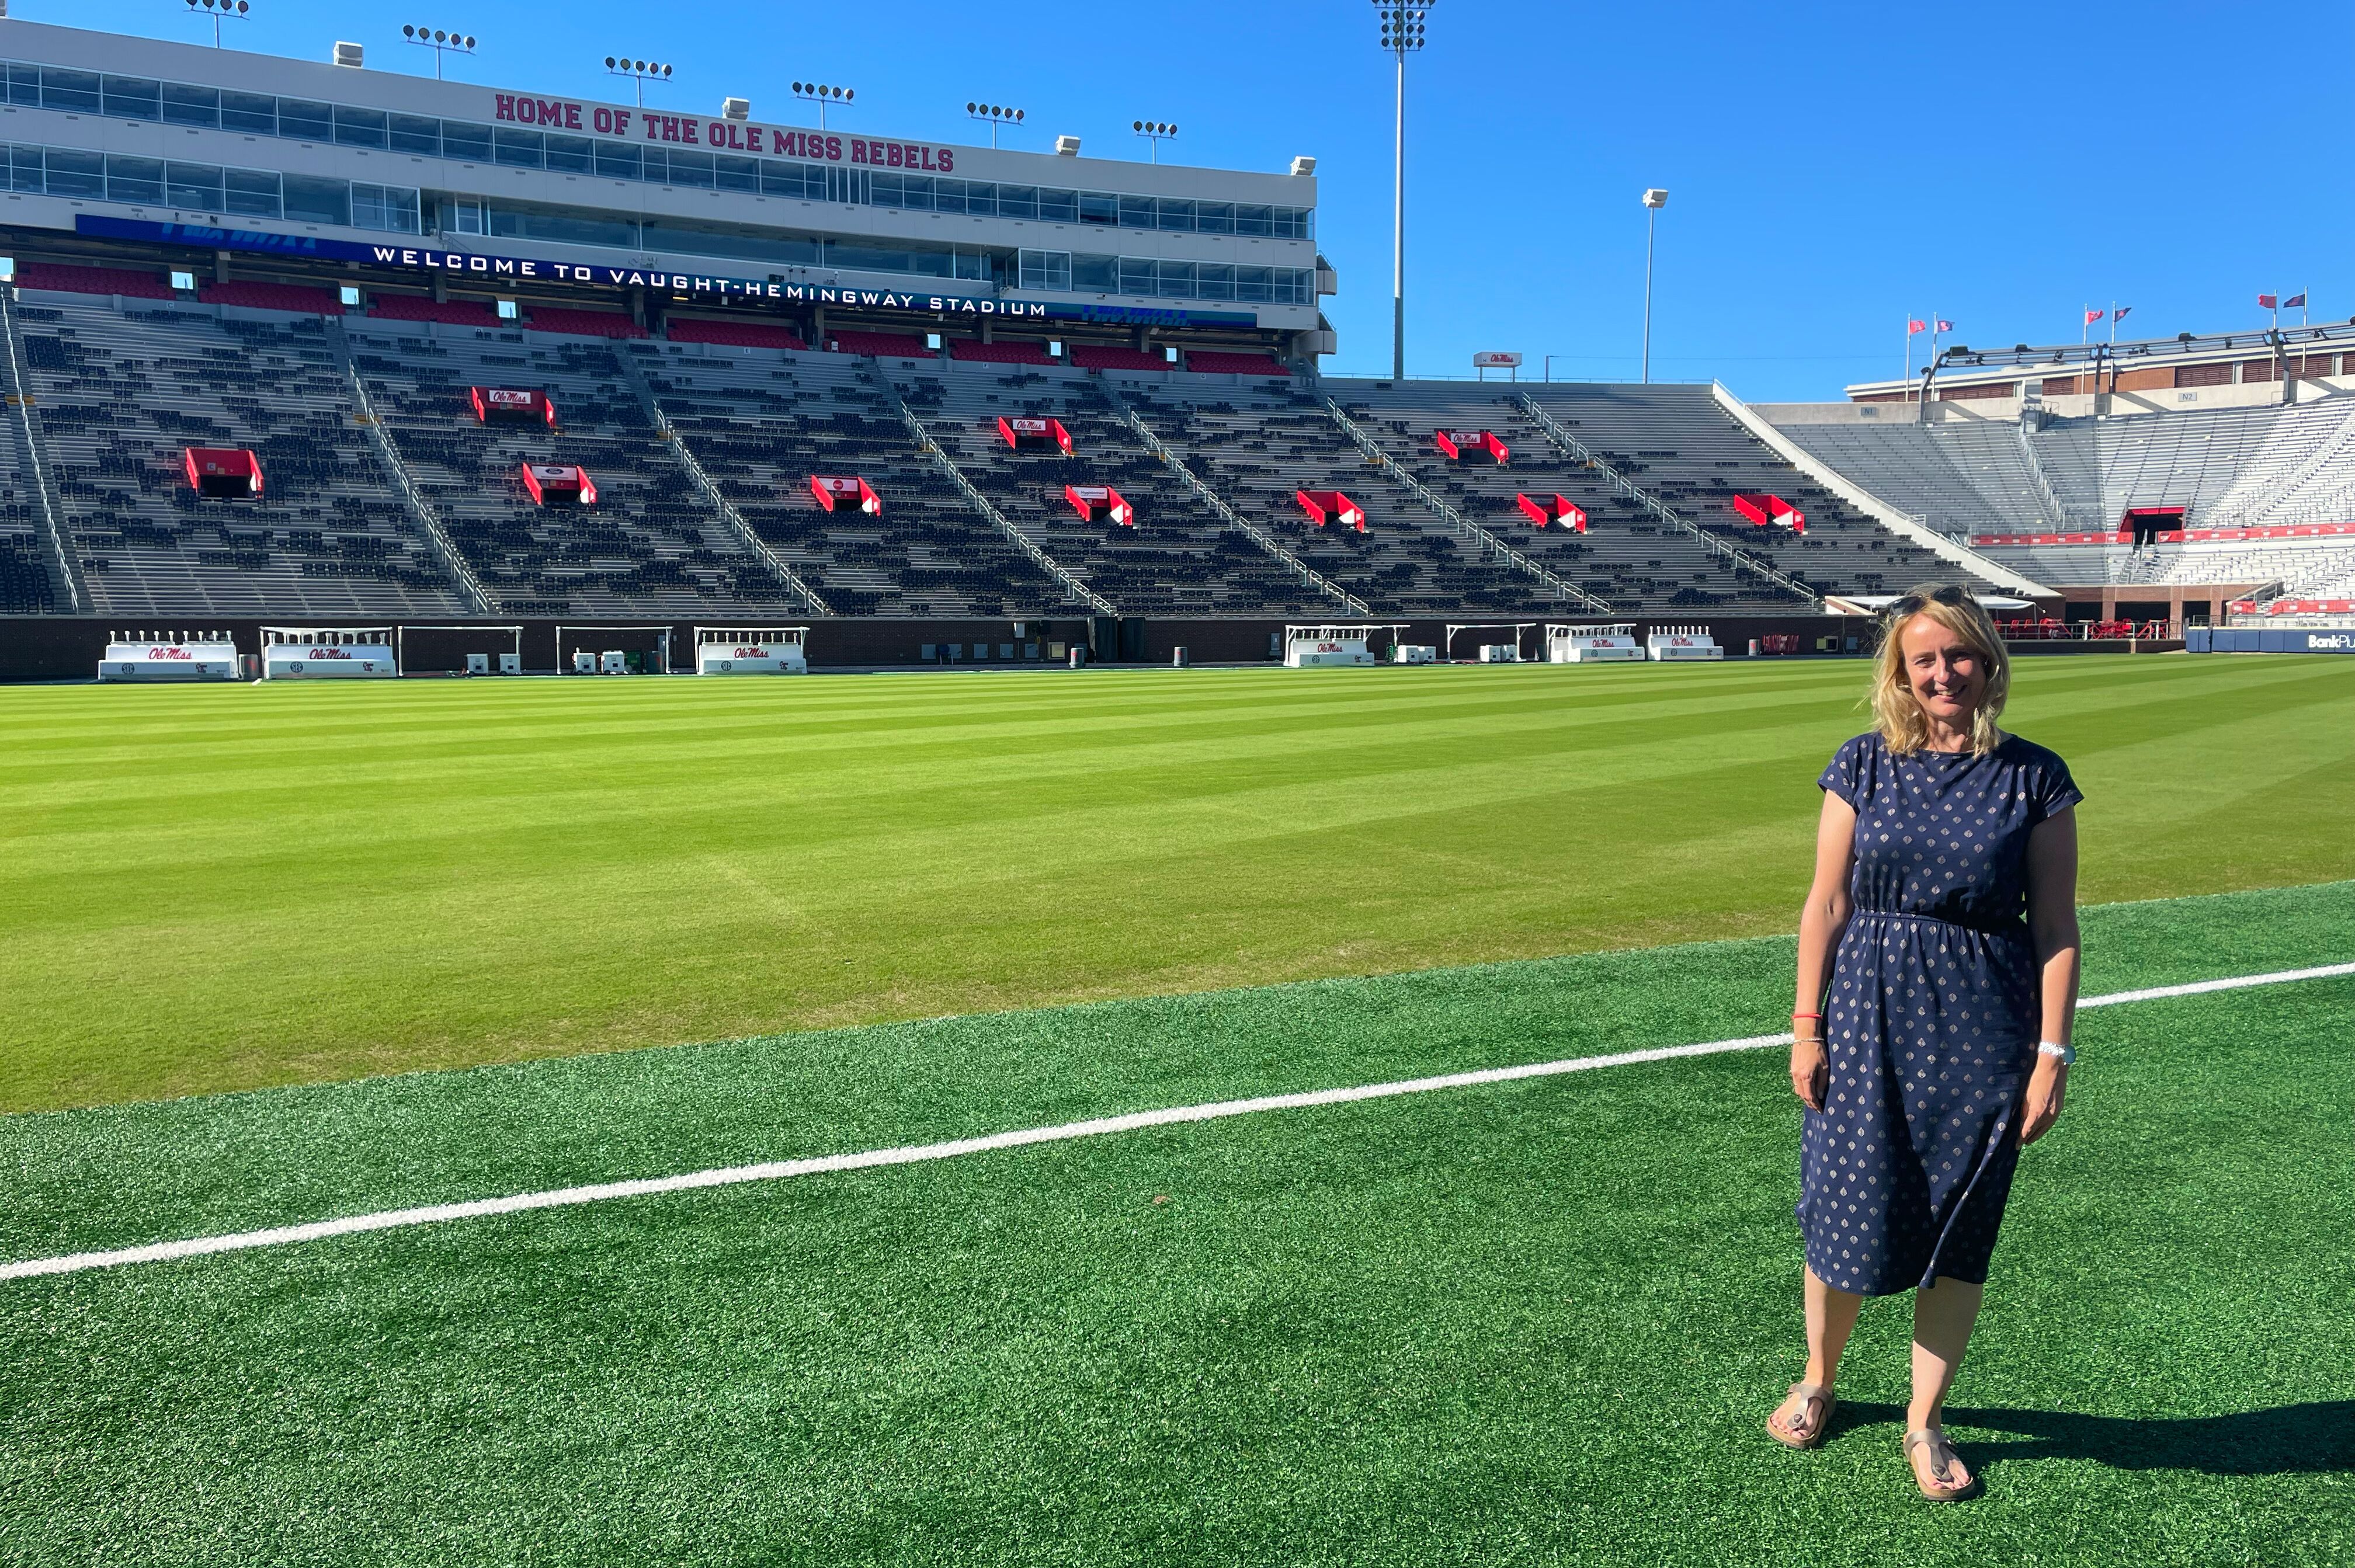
[1800,731,2083,1296]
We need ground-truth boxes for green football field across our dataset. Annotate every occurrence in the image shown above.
[1,656,2351,1563]
[2,653,2351,1112]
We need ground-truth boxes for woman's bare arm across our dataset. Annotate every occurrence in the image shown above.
[2019,806,2080,1144]
[1791,791,1857,1111]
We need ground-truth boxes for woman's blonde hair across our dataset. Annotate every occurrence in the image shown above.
[1870,584,2010,755]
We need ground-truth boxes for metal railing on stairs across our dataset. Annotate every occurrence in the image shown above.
[1514,391,1817,604]
[615,346,831,616]
[0,286,86,613]
[1316,394,1610,613]
[2010,420,2076,531]
[1097,381,1368,614]
[330,321,495,615]
[862,360,1117,616]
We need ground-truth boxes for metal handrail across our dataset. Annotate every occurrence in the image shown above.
[1514,391,1816,603]
[1098,382,1369,614]
[331,323,494,614]
[1319,394,1610,612]
[866,363,1117,616]
[617,347,832,615]
[0,286,85,613]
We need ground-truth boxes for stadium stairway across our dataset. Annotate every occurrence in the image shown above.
[1118,378,1558,615]
[640,343,1074,618]
[350,323,794,618]
[11,294,473,620]
[1327,382,1802,612]
[885,363,1347,618]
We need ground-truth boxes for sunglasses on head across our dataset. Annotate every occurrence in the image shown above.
[1886,585,1971,617]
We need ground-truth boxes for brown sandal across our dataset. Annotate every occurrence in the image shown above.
[1904,1426,1982,1501]
[1766,1381,1836,1449]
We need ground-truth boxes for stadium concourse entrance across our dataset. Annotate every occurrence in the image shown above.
[0,613,1870,683]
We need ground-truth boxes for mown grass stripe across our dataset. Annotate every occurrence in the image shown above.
[8,961,2344,1284]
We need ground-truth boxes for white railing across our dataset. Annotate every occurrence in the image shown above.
[1319,394,1610,612]
[616,348,832,616]
[331,325,494,615]
[1102,384,1368,614]
[0,286,84,612]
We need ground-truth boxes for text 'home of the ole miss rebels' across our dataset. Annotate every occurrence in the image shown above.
[492,94,956,171]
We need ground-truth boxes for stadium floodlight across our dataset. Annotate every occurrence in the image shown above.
[402,25,478,81]
[793,81,854,130]
[606,57,673,107]
[1640,187,1667,383]
[1132,120,1177,164]
[1375,1,1436,381]
[967,102,1027,149]
[184,0,252,49]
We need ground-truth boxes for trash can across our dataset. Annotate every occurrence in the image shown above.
[1068,646,1086,669]
[1747,639,1760,658]
[1173,646,1189,667]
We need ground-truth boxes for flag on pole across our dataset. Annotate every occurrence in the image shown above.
[2259,294,2278,309]
[1907,319,1926,335]
[2283,293,2307,309]
[1934,319,1953,332]
[2112,306,2132,323]
[2084,308,2104,325]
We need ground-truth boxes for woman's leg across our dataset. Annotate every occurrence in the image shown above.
[1908,1275,1985,1428]
[1804,1266,1864,1388]
[1773,1266,1863,1441]
[1906,1275,1986,1492]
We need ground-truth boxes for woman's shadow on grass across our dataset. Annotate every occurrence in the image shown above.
[1832,1400,2353,1475]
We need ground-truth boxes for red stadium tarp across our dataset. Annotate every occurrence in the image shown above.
[998,416,1074,454]
[520,463,596,506]
[809,474,881,514]
[183,447,262,499]
[1516,493,1586,531]
[1064,484,1133,525]
[1295,489,1366,531]
[1434,429,1509,464]
[473,387,558,426]
[1732,492,1806,533]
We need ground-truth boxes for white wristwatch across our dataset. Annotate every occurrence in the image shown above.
[2037,1041,2075,1065]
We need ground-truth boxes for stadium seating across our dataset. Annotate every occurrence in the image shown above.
[1772,398,2355,606]
[0,280,2052,620]
[895,366,1335,615]
[1125,379,1558,612]
[642,345,1067,616]
[665,317,808,352]
[369,295,503,329]
[197,281,344,316]
[1185,352,1292,377]
[11,297,470,618]
[351,322,785,616]
[13,263,178,301]
[828,330,936,359]
[947,339,1058,367]
[1068,346,1168,371]
[524,308,649,340]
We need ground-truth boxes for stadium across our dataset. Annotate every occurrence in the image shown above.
[0,8,2348,1565]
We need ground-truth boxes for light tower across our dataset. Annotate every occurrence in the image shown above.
[1640,187,1668,383]
[605,57,673,109]
[1374,2,1434,383]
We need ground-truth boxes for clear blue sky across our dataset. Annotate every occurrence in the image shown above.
[98,0,2353,399]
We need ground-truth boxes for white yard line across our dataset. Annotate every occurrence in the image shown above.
[5,962,2349,1284]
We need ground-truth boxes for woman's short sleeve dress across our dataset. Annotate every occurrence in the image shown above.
[1800,731,2083,1296]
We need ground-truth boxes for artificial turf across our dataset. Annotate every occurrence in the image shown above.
[0,883,2347,1564]
[3,653,2352,1112]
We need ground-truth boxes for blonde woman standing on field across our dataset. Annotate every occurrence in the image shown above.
[1765,585,2083,1503]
